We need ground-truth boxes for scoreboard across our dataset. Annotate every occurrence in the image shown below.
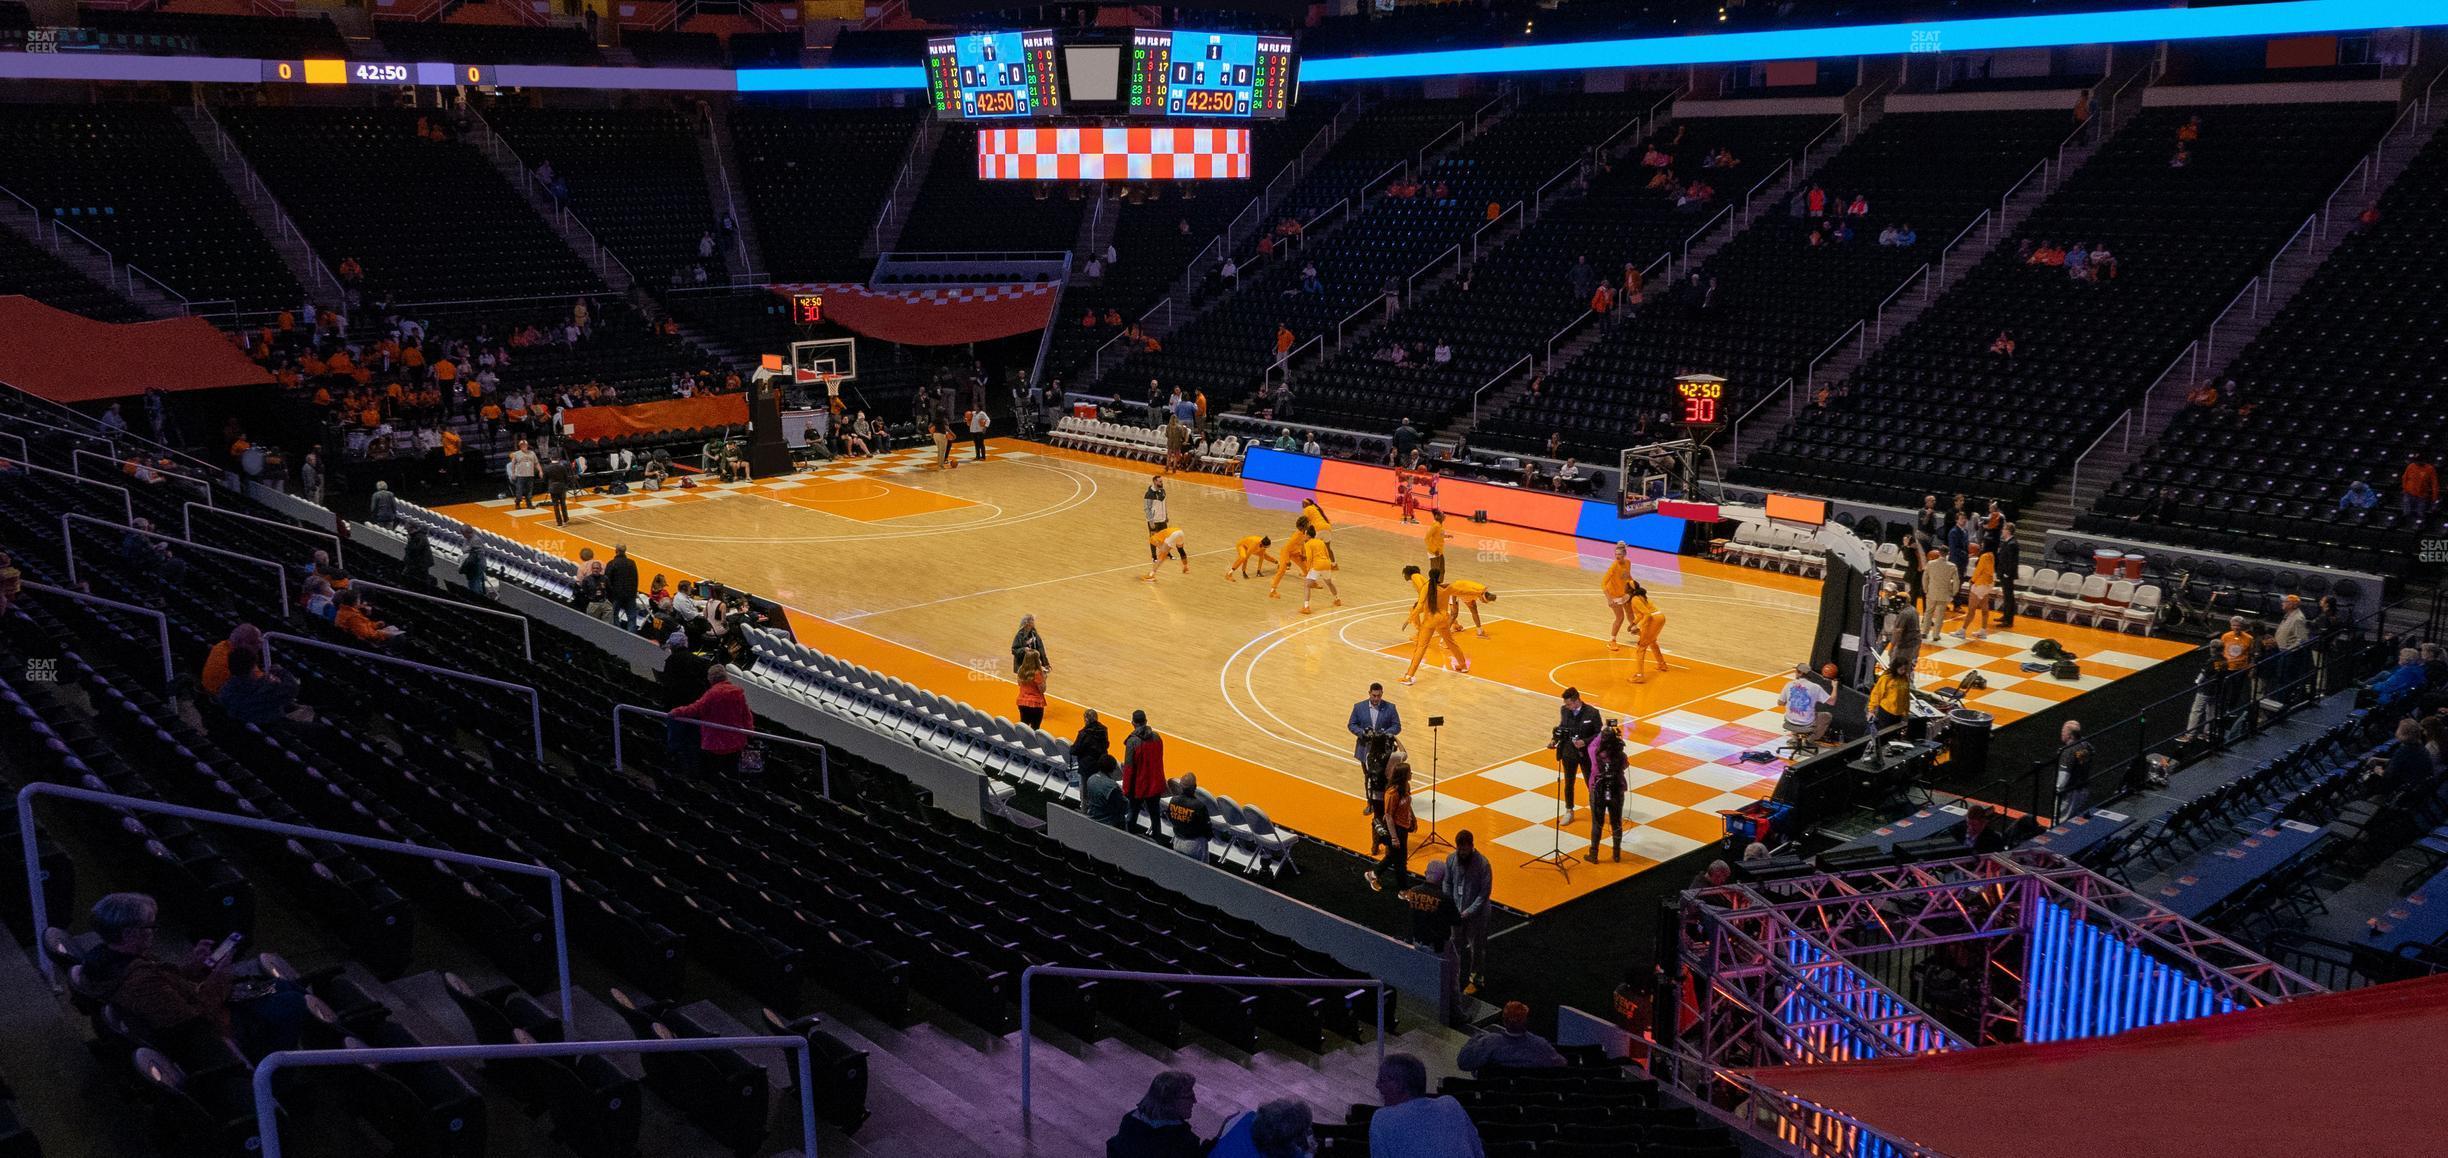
[924,29,1060,121]
[1127,29,1295,119]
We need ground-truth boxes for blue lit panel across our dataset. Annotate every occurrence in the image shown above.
[2023,900,2239,1043]
[1301,0,2448,84]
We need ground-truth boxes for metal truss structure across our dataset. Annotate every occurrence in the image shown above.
[1673,850,2326,1072]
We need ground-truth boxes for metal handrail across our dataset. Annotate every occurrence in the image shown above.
[1417,120,1464,167]
[19,782,575,1030]
[1806,319,1864,388]
[183,501,337,566]
[346,578,532,661]
[17,581,173,687]
[1018,965,1385,1121]
[1800,113,1844,161]
[1406,243,1460,305]
[1533,158,1583,216]
[1544,308,1594,370]
[263,632,545,766]
[2202,271,2267,365]
[1646,1044,1944,1158]
[1303,197,1348,235]
[1725,375,1797,467]
[1471,354,1533,420]
[1470,201,1521,265]
[1267,334,1323,385]
[21,463,136,526]
[1938,208,1992,281]
[1359,159,1408,207]
[0,430,22,460]
[125,264,198,312]
[69,449,212,507]
[2000,159,2048,217]
[1871,263,1931,342]
[611,703,829,796]
[49,217,112,268]
[0,180,47,244]
[256,1038,818,1158]
[2067,407,2134,510]
[0,410,118,454]
[1334,298,1378,349]
[1469,87,1511,134]
[1740,158,1793,219]
[0,379,224,482]
[2426,66,2448,125]
[1680,204,1732,267]
[64,513,290,611]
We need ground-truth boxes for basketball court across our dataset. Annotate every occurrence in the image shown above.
[437,439,2190,913]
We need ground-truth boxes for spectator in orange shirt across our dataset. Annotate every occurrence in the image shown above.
[200,623,266,698]
[1275,323,1295,357]
[2402,452,2438,521]
[331,590,399,644]
[433,358,458,389]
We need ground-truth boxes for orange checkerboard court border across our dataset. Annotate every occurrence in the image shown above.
[439,438,2191,915]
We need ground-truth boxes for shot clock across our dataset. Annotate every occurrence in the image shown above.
[790,293,824,326]
[1674,373,1726,429]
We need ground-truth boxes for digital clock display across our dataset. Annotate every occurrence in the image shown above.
[790,293,824,325]
[353,62,409,84]
[1675,377,1725,428]
[1128,29,1295,120]
[923,30,1060,121]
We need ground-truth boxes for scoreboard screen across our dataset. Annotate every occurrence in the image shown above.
[1127,29,1295,119]
[924,29,1061,121]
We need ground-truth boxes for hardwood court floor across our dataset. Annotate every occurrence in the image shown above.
[441,440,2188,913]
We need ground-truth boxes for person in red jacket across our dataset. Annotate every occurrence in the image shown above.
[670,664,754,777]
[1121,709,1167,837]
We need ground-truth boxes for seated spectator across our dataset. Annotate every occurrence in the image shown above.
[1847,194,1870,216]
[217,647,301,727]
[1456,1001,1566,1075]
[1877,224,1900,246]
[332,590,402,643]
[1988,331,2017,359]
[302,577,338,622]
[1082,755,1126,826]
[2372,647,2426,705]
[78,891,307,1061]
[1166,773,1214,861]
[201,624,267,697]
[1370,1053,1481,1156]
[1301,434,1324,456]
[1432,340,1453,365]
[1206,1099,1312,1158]
[1895,223,1917,247]
[2338,480,2379,512]
[2366,717,2434,796]
[1108,1070,1201,1158]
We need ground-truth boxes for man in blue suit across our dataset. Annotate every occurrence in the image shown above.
[1349,682,1403,820]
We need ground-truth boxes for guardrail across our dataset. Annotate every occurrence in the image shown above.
[255,1037,820,1158]
[19,782,576,1030]
[1937,208,1992,282]
[612,703,830,796]
[2066,408,2135,511]
[1266,334,1323,387]
[22,462,134,527]
[349,578,533,661]
[2426,66,2448,125]
[0,381,227,483]
[2001,158,2049,219]
[263,631,545,765]
[1406,243,1460,305]
[64,513,285,609]
[183,501,333,564]
[1806,319,1864,389]
[1544,308,1594,371]
[1679,204,1731,269]
[1646,1043,1941,1158]
[1017,965,1385,1122]
[1470,201,1521,265]
[1870,263,1931,343]
[70,449,213,507]
[1359,159,1407,210]
[1724,376,1797,469]
[1334,297,1378,350]
[1471,354,1533,421]
[0,411,115,454]
[1739,157,1792,221]
[1417,120,1464,168]
[0,180,48,245]
[190,107,342,299]
[1469,87,1511,134]
[17,580,173,687]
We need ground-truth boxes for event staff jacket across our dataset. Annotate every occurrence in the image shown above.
[1166,794,1214,843]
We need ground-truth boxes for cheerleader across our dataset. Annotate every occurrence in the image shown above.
[1396,473,1419,524]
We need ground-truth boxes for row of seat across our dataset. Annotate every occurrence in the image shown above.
[1718,522,1826,577]
[1047,415,1245,471]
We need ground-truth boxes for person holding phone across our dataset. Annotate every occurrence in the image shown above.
[79,891,308,1059]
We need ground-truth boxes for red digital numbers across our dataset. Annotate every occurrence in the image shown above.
[791,294,823,325]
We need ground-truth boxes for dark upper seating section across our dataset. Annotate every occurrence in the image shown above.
[0,104,301,312]
[222,107,602,305]
[1045,99,1342,386]
[81,9,348,58]
[375,21,599,66]
[623,29,726,67]
[2080,125,2448,577]
[484,106,726,285]
[1739,103,2393,508]
[1348,111,1826,445]
[1107,94,1639,413]
[0,227,144,322]
[895,125,1086,254]
[732,104,922,281]
[1478,109,2066,462]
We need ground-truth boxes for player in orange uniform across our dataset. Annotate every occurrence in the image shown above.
[1626,580,1670,682]
[1399,574,1468,684]
[1601,542,1633,650]
[1269,518,1313,599]
[1301,497,1337,569]
[1443,578,1497,637]
[1297,533,1342,613]
[1424,508,1449,585]
[1142,525,1190,581]
[1226,534,1275,580]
